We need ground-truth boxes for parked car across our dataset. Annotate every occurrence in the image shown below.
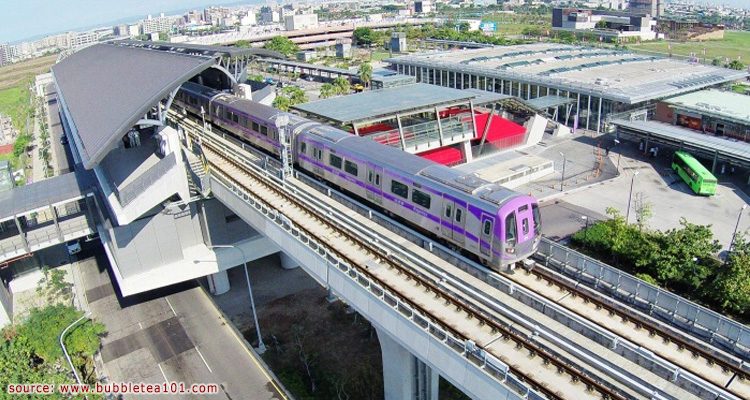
[66,239,81,256]
[60,135,69,145]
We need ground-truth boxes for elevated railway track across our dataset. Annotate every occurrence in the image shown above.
[170,108,744,400]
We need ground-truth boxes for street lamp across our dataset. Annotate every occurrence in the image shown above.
[581,215,589,243]
[559,152,566,192]
[625,171,639,224]
[208,245,266,354]
[61,312,90,388]
[614,139,622,172]
[729,204,748,253]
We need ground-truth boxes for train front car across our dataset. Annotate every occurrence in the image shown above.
[497,194,541,268]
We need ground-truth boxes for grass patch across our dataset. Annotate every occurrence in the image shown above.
[631,30,750,62]
[370,49,393,62]
[0,84,33,136]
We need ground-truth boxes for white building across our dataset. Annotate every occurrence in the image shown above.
[284,13,319,31]
[142,13,176,34]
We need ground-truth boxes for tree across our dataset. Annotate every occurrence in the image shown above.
[273,95,291,111]
[358,62,373,89]
[272,86,308,111]
[158,32,170,41]
[319,83,336,99]
[13,134,30,158]
[710,235,750,315]
[458,21,471,32]
[727,59,746,70]
[36,268,73,305]
[264,36,299,57]
[651,219,720,291]
[353,27,376,46]
[711,57,722,66]
[332,76,350,95]
[595,20,607,29]
[235,40,252,48]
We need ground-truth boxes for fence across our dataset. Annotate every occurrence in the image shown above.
[535,238,750,360]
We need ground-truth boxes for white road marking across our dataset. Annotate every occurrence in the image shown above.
[195,346,213,373]
[165,297,177,316]
[157,363,169,383]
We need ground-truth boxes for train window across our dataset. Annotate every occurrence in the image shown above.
[233,113,239,124]
[329,154,342,169]
[312,147,322,160]
[375,174,380,186]
[251,121,259,132]
[391,180,409,199]
[483,220,492,236]
[225,110,232,120]
[240,116,248,128]
[368,171,373,183]
[344,160,358,176]
[260,125,268,136]
[522,218,529,235]
[455,208,463,223]
[412,189,431,209]
[518,205,528,212]
[300,142,307,154]
[505,213,517,243]
[444,204,452,219]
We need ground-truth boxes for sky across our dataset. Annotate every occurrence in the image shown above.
[2,0,750,43]
[0,0,264,43]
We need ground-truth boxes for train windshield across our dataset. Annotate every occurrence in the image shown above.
[532,203,541,237]
[505,212,516,244]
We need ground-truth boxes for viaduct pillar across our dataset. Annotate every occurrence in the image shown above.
[377,328,439,400]
[278,251,299,270]
[207,270,230,295]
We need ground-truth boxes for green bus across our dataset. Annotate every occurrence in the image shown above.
[671,151,717,196]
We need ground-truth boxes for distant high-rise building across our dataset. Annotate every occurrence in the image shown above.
[629,0,664,18]
[260,6,280,24]
[284,13,318,31]
[0,43,10,66]
[141,13,176,34]
[414,0,433,13]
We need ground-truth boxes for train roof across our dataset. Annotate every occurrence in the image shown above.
[214,93,281,121]
[419,165,518,204]
[338,136,436,176]
[180,81,222,99]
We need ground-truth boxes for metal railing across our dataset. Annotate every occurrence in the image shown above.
[535,238,750,360]
[366,114,474,152]
[113,152,178,207]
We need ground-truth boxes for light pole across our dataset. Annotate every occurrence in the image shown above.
[208,245,266,354]
[625,171,639,224]
[61,312,90,387]
[729,204,748,253]
[614,139,622,172]
[559,152,566,192]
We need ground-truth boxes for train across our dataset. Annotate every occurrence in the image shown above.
[174,81,541,270]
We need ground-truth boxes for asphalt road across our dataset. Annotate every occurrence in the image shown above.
[76,243,286,400]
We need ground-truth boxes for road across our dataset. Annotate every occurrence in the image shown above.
[74,243,287,399]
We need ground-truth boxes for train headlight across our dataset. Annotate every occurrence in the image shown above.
[505,247,515,254]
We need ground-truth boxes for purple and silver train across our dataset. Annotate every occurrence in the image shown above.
[175,82,542,270]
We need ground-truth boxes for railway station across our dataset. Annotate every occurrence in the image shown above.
[385,43,748,133]
[0,37,748,400]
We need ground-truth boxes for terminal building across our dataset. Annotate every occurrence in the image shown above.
[654,89,750,142]
[386,43,748,134]
[552,8,657,42]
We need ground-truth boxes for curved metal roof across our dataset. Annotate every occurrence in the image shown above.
[114,39,285,59]
[52,43,216,169]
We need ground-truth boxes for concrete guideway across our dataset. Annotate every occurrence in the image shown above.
[175,111,716,400]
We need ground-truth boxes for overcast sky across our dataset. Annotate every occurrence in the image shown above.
[0,0,262,43]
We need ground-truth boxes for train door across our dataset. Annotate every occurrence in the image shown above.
[366,166,383,205]
[453,204,466,245]
[441,197,466,245]
[516,205,534,245]
[480,214,494,257]
[440,197,455,241]
[311,145,324,176]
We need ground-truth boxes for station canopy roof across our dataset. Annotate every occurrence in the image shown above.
[116,40,283,59]
[0,170,96,220]
[293,83,504,125]
[52,42,217,169]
